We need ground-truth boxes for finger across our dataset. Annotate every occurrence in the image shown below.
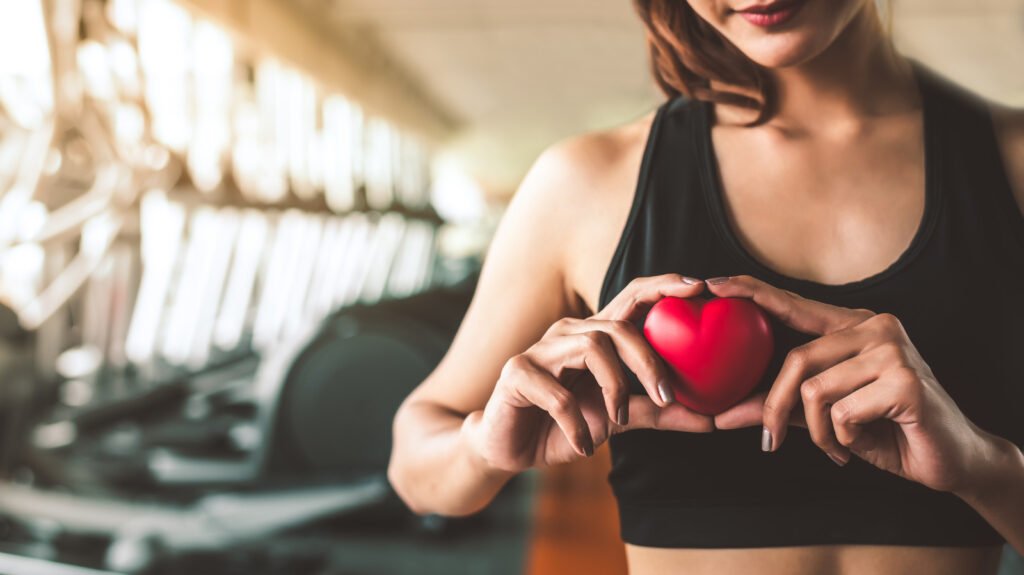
[713,392,808,430]
[597,273,705,322]
[762,326,872,450]
[705,275,872,336]
[829,381,895,456]
[799,350,886,466]
[831,367,923,449]
[510,357,595,457]
[529,331,630,423]
[613,395,715,434]
[545,318,678,409]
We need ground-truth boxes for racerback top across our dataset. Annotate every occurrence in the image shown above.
[597,62,1024,548]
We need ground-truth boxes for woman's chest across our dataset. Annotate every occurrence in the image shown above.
[710,119,927,287]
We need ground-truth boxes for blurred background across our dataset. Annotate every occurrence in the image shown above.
[0,0,1019,574]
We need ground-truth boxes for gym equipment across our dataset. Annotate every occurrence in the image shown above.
[147,270,478,487]
[268,269,478,478]
[285,67,318,202]
[0,478,388,573]
[364,118,396,210]
[213,208,269,352]
[302,215,349,322]
[159,206,239,367]
[322,96,357,213]
[124,191,185,366]
[0,3,483,573]
[6,271,481,574]
[331,212,374,309]
[187,21,233,194]
[276,212,324,343]
[183,208,239,368]
[359,212,408,305]
[0,552,120,575]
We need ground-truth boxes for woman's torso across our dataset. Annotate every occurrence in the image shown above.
[563,65,1024,574]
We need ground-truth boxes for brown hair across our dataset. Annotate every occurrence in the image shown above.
[633,0,774,123]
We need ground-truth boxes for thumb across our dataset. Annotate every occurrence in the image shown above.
[714,392,809,430]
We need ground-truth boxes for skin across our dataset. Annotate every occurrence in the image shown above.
[388,0,1024,573]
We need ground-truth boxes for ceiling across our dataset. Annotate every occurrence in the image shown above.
[299,0,1024,196]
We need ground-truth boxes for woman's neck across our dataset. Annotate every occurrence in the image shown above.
[717,4,919,135]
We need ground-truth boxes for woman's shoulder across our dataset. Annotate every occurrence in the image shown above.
[509,107,658,235]
[505,108,659,316]
[525,108,657,200]
[496,107,659,256]
[926,65,1024,214]
[990,103,1024,216]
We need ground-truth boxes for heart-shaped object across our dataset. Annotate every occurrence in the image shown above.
[643,296,774,415]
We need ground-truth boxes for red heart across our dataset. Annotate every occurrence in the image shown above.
[643,296,774,415]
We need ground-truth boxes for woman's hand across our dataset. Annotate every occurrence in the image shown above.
[709,275,1007,496]
[463,274,715,473]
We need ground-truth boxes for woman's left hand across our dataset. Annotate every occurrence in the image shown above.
[708,275,1005,496]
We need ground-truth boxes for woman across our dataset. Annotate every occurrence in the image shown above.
[388,0,1024,573]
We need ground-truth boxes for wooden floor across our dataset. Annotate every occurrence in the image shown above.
[525,446,629,575]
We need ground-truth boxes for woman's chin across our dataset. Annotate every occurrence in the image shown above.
[738,36,829,69]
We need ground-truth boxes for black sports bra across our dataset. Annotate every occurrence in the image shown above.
[598,63,1024,548]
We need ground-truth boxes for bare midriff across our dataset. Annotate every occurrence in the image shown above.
[625,543,1003,575]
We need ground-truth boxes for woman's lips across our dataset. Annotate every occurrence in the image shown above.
[735,0,804,28]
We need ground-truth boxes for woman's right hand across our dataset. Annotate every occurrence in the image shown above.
[462,274,716,473]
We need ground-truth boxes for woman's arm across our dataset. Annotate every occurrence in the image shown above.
[969,104,1024,553]
[388,119,715,517]
[956,433,1024,554]
[387,140,586,516]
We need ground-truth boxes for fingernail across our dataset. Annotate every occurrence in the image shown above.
[577,428,595,457]
[828,453,848,467]
[657,382,675,405]
[761,427,773,452]
[707,276,731,285]
[617,404,629,426]
[681,276,701,285]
